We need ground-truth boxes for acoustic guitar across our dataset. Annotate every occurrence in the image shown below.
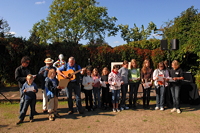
[57,68,86,81]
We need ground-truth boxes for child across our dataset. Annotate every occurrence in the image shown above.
[169,60,184,114]
[153,62,169,111]
[141,59,153,109]
[100,67,110,110]
[16,74,38,125]
[128,59,140,108]
[91,68,101,108]
[45,69,63,121]
[119,60,129,110]
[82,68,94,111]
[108,65,123,112]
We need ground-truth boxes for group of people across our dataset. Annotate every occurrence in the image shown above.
[14,54,184,125]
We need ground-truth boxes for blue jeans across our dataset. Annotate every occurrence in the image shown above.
[111,90,120,103]
[19,88,24,112]
[93,87,101,108]
[129,82,139,106]
[120,84,128,107]
[155,86,165,108]
[170,85,180,109]
[19,99,35,120]
[67,82,82,112]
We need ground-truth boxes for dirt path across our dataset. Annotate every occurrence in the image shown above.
[1,101,200,133]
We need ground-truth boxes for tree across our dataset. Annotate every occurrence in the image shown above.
[163,6,200,73]
[30,0,118,45]
[118,21,157,43]
[0,18,10,38]
[29,19,49,44]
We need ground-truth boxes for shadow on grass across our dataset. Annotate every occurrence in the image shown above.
[57,106,116,120]
[180,104,200,112]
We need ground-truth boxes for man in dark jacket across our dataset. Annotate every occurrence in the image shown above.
[15,56,38,114]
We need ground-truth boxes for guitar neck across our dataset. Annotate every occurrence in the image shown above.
[71,67,85,75]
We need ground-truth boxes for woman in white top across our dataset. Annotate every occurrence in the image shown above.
[153,62,169,111]
[82,68,94,111]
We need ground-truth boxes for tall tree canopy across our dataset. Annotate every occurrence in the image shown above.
[118,21,157,43]
[30,0,118,45]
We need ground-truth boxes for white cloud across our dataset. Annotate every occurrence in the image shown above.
[114,41,119,43]
[5,32,16,35]
[35,1,45,5]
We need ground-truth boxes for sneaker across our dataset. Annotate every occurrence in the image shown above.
[117,109,121,112]
[160,107,164,111]
[177,109,181,114]
[155,107,159,110]
[120,107,124,110]
[49,114,54,121]
[113,109,116,112]
[30,119,34,122]
[54,112,61,118]
[124,106,129,110]
[16,120,23,125]
[171,108,177,112]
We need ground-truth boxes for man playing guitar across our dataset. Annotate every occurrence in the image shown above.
[57,56,85,115]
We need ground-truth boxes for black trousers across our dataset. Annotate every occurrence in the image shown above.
[142,86,151,107]
[84,89,93,110]
[101,87,110,106]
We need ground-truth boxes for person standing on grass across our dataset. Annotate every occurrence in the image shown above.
[169,60,184,114]
[16,74,38,125]
[118,60,129,110]
[38,58,56,114]
[100,67,110,110]
[128,59,140,109]
[45,69,64,121]
[57,56,85,115]
[153,61,169,111]
[141,59,153,109]
[82,68,94,111]
[108,65,123,112]
[15,56,38,115]
[91,68,101,109]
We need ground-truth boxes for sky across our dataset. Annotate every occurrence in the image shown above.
[0,0,200,47]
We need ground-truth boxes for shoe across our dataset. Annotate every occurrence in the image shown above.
[171,108,177,112]
[177,109,181,114]
[67,111,74,115]
[113,109,116,112]
[120,107,124,110]
[117,109,121,112]
[160,107,164,111]
[54,112,61,118]
[30,119,34,122]
[49,114,54,121]
[43,110,48,114]
[78,110,84,114]
[155,107,159,110]
[34,111,39,115]
[124,106,129,110]
[16,120,23,125]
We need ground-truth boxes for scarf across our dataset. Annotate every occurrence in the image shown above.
[112,70,118,75]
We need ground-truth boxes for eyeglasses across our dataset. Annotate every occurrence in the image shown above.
[25,62,30,64]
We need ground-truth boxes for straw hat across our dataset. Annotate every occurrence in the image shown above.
[44,58,54,63]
